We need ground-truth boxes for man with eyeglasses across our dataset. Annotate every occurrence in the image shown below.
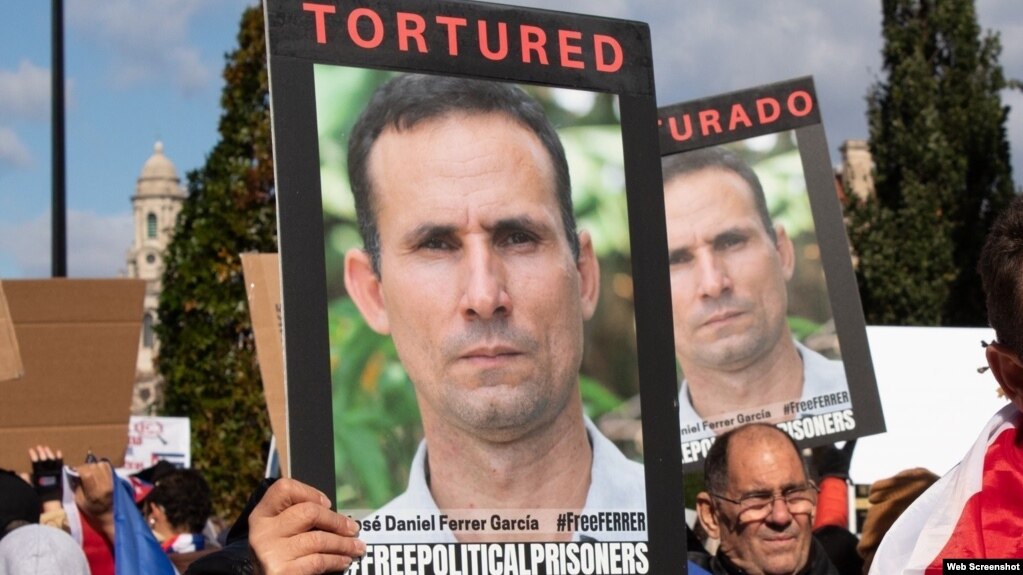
[691,423,838,574]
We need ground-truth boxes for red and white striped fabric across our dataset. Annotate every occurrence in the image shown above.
[869,403,1023,574]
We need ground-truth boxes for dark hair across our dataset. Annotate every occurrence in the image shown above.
[662,147,776,243]
[0,469,39,539]
[145,468,212,534]
[347,73,577,275]
[978,195,1023,361]
[703,423,805,496]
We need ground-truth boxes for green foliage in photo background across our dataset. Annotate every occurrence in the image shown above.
[156,6,275,520]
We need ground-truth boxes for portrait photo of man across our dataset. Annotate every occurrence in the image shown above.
[315,71,647,544]
[664,141,852,442]
[257,4,685,570]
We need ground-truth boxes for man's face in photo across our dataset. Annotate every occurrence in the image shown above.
[347,111,599,442]
[665,167,794,373]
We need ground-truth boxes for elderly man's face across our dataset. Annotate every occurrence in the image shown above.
[700,429,815,575]
[345,111,599,442]
[664,167,794,373]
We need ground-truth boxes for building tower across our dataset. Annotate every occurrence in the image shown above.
[839,139,876,202]
[126,141,186,413]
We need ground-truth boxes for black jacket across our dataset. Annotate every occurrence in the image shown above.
[184,478,278,575]
[689,538,839,575]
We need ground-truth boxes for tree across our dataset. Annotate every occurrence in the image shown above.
[155,5,276,519]
[847,0,1016,326]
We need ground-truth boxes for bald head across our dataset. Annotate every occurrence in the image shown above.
[699,424,816,575]
[704,424,806,495]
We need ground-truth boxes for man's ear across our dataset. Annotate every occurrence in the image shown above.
[344,248,391,335]
[576,230,601,320]
[986,343,1023,412]
[775,224,795,282]
[695,491,721,540]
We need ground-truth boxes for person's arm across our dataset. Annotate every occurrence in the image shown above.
[74,461,116,544]
[247,478,366,575]
[29,445,65,515]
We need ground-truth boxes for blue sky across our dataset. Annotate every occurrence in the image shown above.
[1,1,1020,279]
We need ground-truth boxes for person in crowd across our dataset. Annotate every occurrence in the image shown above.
[808,441,862,575]
[691,423,838,574]
[855,467,938,572]
[0,469,40,540]
[2,451,116,574]
[662,147,850,434]
[0,523,90,574]
[28,445,68,531]
[142,467,214,554]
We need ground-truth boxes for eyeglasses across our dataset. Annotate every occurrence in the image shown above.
[710,483,819,523]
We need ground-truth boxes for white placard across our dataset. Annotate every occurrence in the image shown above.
[850,326,1008,484]
[121,415,191,472]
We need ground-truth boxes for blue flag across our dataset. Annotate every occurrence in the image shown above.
[688,560,712,574]
[112,471,177,575]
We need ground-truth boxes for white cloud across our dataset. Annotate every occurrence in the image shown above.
[0,210,133,278]
[67,0,214,94]
[0,60,51,120]
[0,127,32,168]
[502,1,882,156]
[0,212,52,278]
[497,1,1022,173]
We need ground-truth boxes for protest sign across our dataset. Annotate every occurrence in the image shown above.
[658,78,884,469]
[241,253,290,475]
[0,280,23,383]
[122,415,191,472]
[266,0,683,571]
[0,279,144,473]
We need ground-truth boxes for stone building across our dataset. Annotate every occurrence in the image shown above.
[838,139,875,202]
[126,142,185,413]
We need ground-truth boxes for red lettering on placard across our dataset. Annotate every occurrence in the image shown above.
[668,115,693,142]
[559,30,584,69]
[728,103,753,130]
[593,34,622,72]
[302,3,336,44]
[699,109,722,136]
[348,8,384,49]
[294,7,627,75]
[756,98,781,123]
[520,25,548,65]
[479,21,509,61]
[435,16,467,56]
[788,90,813,117]
[397,13,427,53]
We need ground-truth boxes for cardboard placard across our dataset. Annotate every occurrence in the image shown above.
[658,78,884,469]
[241,253,290,476]
[0,280,24,383]
[0,279,145,474]
[266,0,683,571]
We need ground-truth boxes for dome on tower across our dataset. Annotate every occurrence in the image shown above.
[136,141,184,198]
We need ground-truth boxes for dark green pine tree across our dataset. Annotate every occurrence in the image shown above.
[847,0,1016,326]
[155,5,276,519]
